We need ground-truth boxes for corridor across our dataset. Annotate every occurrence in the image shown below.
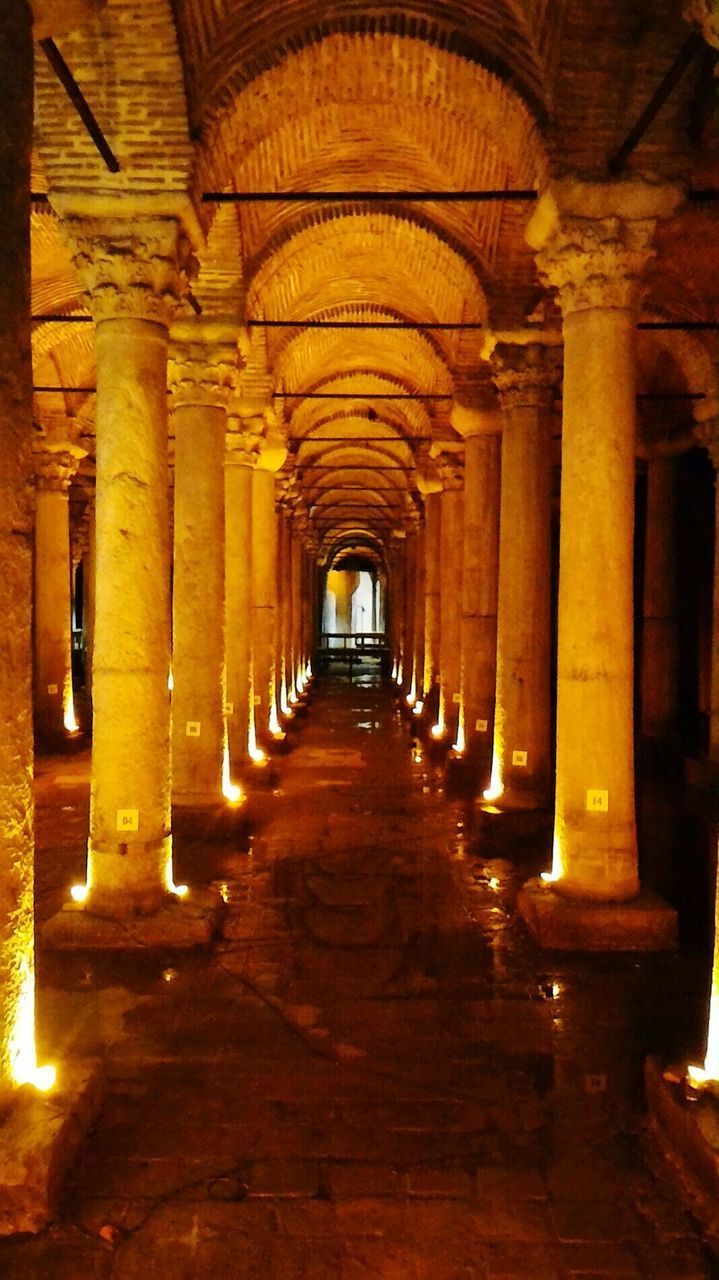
[1,674,713,1278]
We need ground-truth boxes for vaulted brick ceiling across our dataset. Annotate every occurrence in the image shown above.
[29,0,719,555]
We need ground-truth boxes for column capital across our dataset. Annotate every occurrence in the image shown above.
[450,400,502,439]
[58,214,196,327]
[226,420,262,468]
[526,180,683,317]
[169,318,242,412]
[32,425,86,491]
[491,341,562,412]
[435,450,465,491]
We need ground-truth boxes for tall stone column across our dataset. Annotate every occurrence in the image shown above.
[483,343,558,809]
[389,534,406,681]
[225,424,259,773]
[45,208,210,932]
[433,454,464,743]
[275,497,292,715]
[421,488,442,710]
[252,444,286,747]
[519,180,680,949]
[451,403,501,774]
[402,519,418,695]
[641,455,679,740]
[291,513,306,693]
[32,431,86,745]
[0,0,47,1102]
[409,513,426,705]
[169,319,238,808]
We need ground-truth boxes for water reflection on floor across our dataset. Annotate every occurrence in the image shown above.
[2,670,716,1277]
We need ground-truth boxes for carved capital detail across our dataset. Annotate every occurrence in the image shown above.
[534,215,657,317]
[492,342,562,411]
[60,215,195,327]
[169,340,239,412]
[436,453,465,491]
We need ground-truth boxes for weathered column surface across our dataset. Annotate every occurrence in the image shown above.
[435,454,464,743]
[419,473,442,709]
[451,403,501,775]
[32,432,85,745]
[169,319,238,807]
[410,514,426,705]
[484,343,557,809]
[519,180,680,949]
[46,208,204,929]
[0,0,40,1103]
[225,425,258,772]
[252,440,286,747]
[291,513,306,694]
[641,455,679,740]
[403,519,418,696]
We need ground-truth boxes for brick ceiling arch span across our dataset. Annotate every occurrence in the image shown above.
[177,7,553,142]
[635,328,719,445]
[285,373,435,442]
[321,528,389,568]
[289,400,433,447]
[273,321,452,405]
[34,0,194,198]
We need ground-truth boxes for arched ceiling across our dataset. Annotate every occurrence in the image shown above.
[28,0,719,556]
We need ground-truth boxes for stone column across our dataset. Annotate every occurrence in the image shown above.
[434,454,464,743]
[47,209,199,926]
[409,513,426,705]
[169,319,238,809]
[451,403,502,774]
[0,0,44,1100]
[483,343,558,809]
[520,180,680,946]
[225,425,258,772]
[403,520,418,695]
[698,425,719,763]
[291,513,306,693]
[641,456,679,740]
[421,489,442,710]
[389,535,406,682]
[32,433,85,745]
[252,444,286,747]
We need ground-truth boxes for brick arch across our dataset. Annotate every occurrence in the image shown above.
[176,4,552,133]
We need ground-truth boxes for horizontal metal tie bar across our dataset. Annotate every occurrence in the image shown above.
[32,389,706,402]
[278,392,451,400]
[292,436,425,443]
[34,316,719,334]
[202,190,538,203]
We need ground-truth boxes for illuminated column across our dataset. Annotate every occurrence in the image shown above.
[421,488,442,703]
[526,180,680,911]
[51,209,194,918]
[225,425,258,772]
[409,512,426,705]
[641,456,679,739]
[389,534,406,681]
[435,454,464,742]
[484,343,558,808]
[83,493,96,696]
[0,0,49,1101]
[32,431,86,744]
[252,436,287,745]
[451,403,501,770]
[402,518,418,693]
[291,512,306,692]
[275,493,293,715]
[170,320,238,806]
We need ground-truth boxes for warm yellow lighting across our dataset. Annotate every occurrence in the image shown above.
[483,752,503,803]
[218,882,230,903]
[9,956,56,1092]
[391,658,398,681]
[406,694,416,708]
[172,883,189,898]
[222,742,243,806]
[63,682,79,734]
[453,707,466,756]
[488,877,500,891]
[431,723,443,739]
[269,701,282,737]
[296,675,305,694]
[541,832,565,885]
[167,667,174,692]
[70,882,89,903]
[250,744,266,764]
[413,700,424,716]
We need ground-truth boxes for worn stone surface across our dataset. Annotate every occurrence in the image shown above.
[3,676,714,1274]
[518,878,678,952]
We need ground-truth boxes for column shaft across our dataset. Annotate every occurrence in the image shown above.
[460,432,500,766]
[225,458,254,771]
[0,0,35,1099]
[291,526,303,692]
[33,483,73,743]
[252,467,279,744]
[438,479,464,740]
[422,492,441,699]
[171,402,226,804]
[411,519,426,701]
[89,318,173,912]
[555,306,638,898]
[490,380,552,808]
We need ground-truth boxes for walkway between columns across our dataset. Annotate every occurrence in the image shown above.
[4,677,714,1276]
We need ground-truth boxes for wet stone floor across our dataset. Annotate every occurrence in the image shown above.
[2,674,717,1278]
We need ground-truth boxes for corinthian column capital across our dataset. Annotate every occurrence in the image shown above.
[32,421,87,491]
[58,214,195,327]
[490,340,562,412]
[169,317,242,411]
[526,180,683,317]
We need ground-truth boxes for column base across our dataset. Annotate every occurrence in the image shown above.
[644,1056,719,1235]
[41,887,222,951]
[0,1061,102,1236]
[517,877,677,952]
[173,800,250,845]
